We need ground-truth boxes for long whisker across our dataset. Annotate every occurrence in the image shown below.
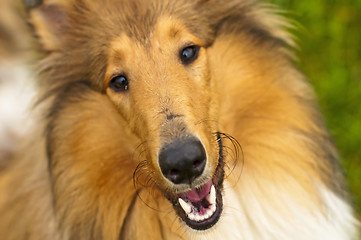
[213,131,244,185]
[132,160,160,211]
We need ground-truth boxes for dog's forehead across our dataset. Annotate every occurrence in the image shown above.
[105,16,198,79]
[91,0,164,41]
[86,0,211,45]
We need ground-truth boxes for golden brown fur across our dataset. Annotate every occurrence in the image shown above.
[0,0,359,239]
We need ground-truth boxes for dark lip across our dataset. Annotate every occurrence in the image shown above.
[165,133,225,230]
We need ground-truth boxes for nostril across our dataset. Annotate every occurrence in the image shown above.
[169,169,181,183]
[170,169,179,176]
[193,160,203,170]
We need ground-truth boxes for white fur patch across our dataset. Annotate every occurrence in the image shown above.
[185,181,359,240]
[0,60,37,159]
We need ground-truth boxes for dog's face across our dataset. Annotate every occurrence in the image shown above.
[105,16,224,230]
[30,0,226,230]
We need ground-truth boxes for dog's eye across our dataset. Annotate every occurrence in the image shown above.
[180,45,200,65]
[109,75,129,92]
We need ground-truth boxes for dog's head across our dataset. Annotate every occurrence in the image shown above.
[27,0,235,230]
[26,0,293,232]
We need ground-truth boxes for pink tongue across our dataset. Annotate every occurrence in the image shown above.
[185,180,213,202]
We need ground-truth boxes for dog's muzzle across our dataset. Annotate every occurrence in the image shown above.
[158,136,224,230]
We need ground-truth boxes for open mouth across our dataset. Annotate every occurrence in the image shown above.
[176,177,223,230]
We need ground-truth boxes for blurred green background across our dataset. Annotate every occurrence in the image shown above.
[270,0,361,217]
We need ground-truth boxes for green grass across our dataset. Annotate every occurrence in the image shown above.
[270,0,361,219]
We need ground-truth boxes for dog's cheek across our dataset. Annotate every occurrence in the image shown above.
[46,91,146,213]
[106,89,132,123]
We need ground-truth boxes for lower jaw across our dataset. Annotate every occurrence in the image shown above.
[182,184,223,230]
[169,167,225,231]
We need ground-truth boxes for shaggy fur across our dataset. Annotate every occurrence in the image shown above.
[0,0,359,239]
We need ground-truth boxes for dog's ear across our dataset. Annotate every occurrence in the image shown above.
[24,0,69,51]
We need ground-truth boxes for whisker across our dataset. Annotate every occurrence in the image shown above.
[213,131,244,185]
[132,160,160,211]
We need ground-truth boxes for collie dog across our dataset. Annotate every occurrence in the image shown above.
[0,0,359,239]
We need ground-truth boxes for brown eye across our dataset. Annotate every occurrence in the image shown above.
[180,45,200,65]
[109,75,129,92]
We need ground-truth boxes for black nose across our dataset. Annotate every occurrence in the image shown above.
[158,138,206,184]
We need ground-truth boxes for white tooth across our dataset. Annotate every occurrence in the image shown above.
[179,198,192,214]
[195,214,202,222]
[211,204,216,213]
[206,206,213,216]
[209,185,216,205]
[188,212,196,221]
